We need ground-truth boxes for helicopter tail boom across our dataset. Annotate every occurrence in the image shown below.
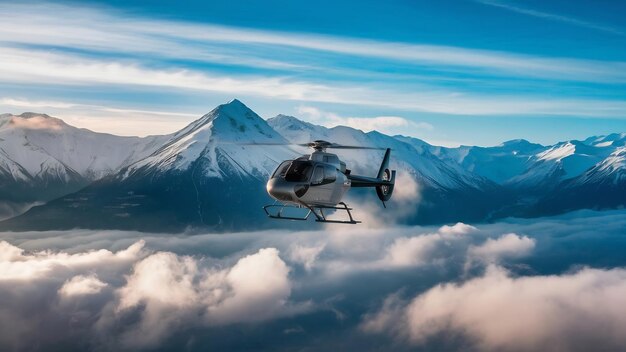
[347,148,396,203]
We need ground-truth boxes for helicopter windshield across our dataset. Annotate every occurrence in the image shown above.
[285,160,314,182]
[271,161,292,179]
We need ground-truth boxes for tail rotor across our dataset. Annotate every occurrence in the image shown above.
[375,148,396,205]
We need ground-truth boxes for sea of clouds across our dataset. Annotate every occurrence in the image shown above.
[1,209,626,351]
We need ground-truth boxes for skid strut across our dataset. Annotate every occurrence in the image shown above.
[263,201,361,224]
[263,204,311,221]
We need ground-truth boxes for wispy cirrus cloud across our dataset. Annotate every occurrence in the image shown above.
[0,98,196,118]
[0,97,199,136]
[2,2,625,83]
[2,47,626,119]
[295,106,434,136]
[477,0,625,36]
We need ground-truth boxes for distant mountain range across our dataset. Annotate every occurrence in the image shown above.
[0,99,624,232]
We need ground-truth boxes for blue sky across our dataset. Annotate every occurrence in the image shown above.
[0,0,624,146]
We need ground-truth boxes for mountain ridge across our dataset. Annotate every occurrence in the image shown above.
[0,99,624,231]
[0,112,170,219]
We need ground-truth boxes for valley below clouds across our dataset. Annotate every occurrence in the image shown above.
[1,209,626,351]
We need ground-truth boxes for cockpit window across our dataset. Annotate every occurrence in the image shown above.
[272,161,292,178]
[324,165,337,183]
[285,161,314,182]
[311,166,324,185]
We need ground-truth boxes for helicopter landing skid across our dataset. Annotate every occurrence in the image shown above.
[263,203,312,221]
[263,202,361,224]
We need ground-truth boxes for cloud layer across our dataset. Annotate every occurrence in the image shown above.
[1,209,626,350]
[364,265,626,352]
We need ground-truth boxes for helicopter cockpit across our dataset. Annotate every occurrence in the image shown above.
[272,160,313,182]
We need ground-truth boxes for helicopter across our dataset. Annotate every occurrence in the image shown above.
[264,140,396,224]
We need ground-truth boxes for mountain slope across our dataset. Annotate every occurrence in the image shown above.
[0,100,300,231]
[0,113,168,219]
[125,99,292,179]
[527,147,626,216]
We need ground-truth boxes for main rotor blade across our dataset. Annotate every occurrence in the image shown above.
[226,141,388,150]
[328,144,387,150]
[230,142,310,147]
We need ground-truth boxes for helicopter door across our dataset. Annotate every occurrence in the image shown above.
[310,165,334,203]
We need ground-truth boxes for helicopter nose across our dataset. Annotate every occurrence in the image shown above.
[266,178,295,201]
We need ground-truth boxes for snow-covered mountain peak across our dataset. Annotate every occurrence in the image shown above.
[18,112,52,119]
[500,139,530,146]
[538,142,576,161]
[268,114,317,130]
[573,147,626,186]
[498,139,544,152]
[392,135,436,155]
[179,99,283,144]
[126,100,293,178]
[584,133,626,147]
[508,139,615,186]
[215,98,255,119]
[227,98,245,107]
[0,112,169,182]
[0,112,67,131]
[267,114,329,144]
[595,147,626,175]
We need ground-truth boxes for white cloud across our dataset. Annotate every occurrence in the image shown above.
[116,252,199,311]
[438,222,478,236]
[0,48,319,101]
[364,265,626,351]
[0,97,199,136]
[5,114,65,131]
[0,240,23,261]
[107,247,304,348]
[468,232,535,263]
[0,97,198,119]
[0,97,77,109]
[288,243,326,271]
[210,248,296,323]
[58,274,108,297]
[343,116,433,133]
[344,172,423,228]
[385,236,444,267]
[296,106,433,136]
[384,223,477,267]
[0,240,145,280]
[0,235,306,349]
